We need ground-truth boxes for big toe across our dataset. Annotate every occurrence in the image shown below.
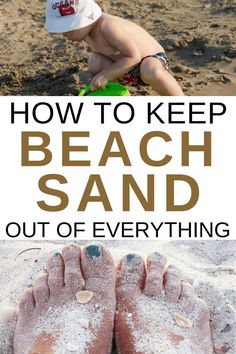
[81,243,116,302]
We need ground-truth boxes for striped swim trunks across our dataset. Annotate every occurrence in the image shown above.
[122,52,170,86]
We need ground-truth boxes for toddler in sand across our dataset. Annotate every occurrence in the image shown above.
[46,0,184,95]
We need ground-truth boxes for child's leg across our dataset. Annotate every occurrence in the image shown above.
[88,53,114,76]
[140,57,184,96]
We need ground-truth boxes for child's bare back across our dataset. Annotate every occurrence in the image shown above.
[87,14,164,61]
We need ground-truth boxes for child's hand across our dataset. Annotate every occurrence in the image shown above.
[90,74,108,91]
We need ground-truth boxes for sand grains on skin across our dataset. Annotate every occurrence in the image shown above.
[32,300,103,353]
[126,293,208,354]
[13,243,116,354]
[115,251,213,354]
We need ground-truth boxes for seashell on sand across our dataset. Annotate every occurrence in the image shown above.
[76,290,94,304]
[63,343,79,353]
[0,305,15,323]
[78,318,90,329]
[173,313,192,328]
[67,343,79,350]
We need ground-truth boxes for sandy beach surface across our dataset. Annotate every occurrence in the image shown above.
[0,0,236,95]
[0,240,235,353]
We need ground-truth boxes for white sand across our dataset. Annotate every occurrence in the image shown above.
[33,300,104,354]
[0,240,235,353]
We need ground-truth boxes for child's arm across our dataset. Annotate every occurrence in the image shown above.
[90,20,142,91]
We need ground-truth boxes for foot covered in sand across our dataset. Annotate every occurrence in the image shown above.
[13,243,116,354]
[115,252,214,354]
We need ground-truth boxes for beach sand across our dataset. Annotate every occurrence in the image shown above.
[0,240,235,353]
[0,0,235,95]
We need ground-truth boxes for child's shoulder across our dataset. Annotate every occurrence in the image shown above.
[99,14,121,33]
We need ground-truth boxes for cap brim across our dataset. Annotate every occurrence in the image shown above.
[46,3,102,33]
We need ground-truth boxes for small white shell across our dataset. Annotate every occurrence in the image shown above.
[76,290,93,304]
[67,343,79,351]
[173,313,192,328]
[0,305,15,323]
[79,318,90,329]
[63,343,79,353]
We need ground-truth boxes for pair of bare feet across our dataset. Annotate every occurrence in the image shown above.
[8,244,214,354]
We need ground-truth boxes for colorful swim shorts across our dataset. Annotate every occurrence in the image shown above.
[121,52,170,86]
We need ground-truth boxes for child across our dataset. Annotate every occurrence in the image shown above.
[46,0,184,95]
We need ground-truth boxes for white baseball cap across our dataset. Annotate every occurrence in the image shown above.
[46,0,102,33]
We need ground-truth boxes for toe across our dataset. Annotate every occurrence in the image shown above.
[144,251,167,297]
[180,281,194,299]
[163,265,182,302]
[116,253,146,296]
[46,252,64,296]
[179,281,195,312]
[33,271,50,308]
[81,243,115,300]
[193,299,213,352]
[194,298,211,326]
[62,244,84,293]
[18,288,35,319]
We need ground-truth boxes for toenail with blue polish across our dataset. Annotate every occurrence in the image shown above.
[152,251,159,257]
[85,245,101,259]
[126,253,137,264]
[54,252,61,257]
[151,251,162,260]
[151,251,166,266]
